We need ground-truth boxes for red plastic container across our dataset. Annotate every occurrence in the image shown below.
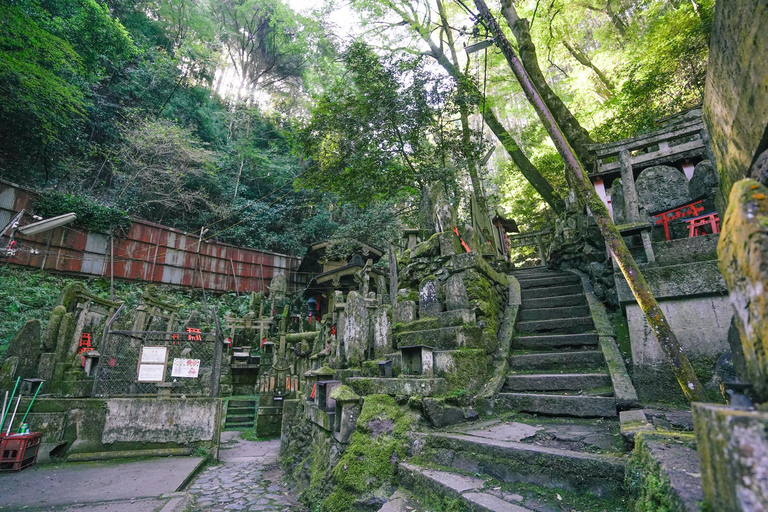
[0,432,42,471]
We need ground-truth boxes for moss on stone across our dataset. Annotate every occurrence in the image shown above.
[443,349,487,392]
[329,385,359,402]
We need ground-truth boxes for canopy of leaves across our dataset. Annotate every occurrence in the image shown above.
[297,41,457,206]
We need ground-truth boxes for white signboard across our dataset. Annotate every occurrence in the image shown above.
[137,364,166,382]
[171,358,201,378]
[140,346,168,364]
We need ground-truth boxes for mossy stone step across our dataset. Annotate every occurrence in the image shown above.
[226,415,255,423]
[508,350,604,371]
[520,294,587,309]
[517,275,581,289]
[503,373,612,392]
[516,317,594,334]
[421,433,625,498]
[495,393,618,418]
[518,305,591,322]
[514,333,599,350]
[227,406,256,413]
[395,325,483,350]
[394,317,440,334]
[522,284,583,299]
[398,462,533,512]
[224,422,255,430]
[228,400,257,407]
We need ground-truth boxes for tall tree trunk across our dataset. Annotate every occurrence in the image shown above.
[382,1,563,213]
[562,39,615,96]
[473,0,705,402]
[500,0,595,168]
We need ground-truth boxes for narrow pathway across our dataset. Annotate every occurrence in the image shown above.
[179,432,300,512]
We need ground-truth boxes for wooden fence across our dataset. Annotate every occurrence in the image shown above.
[0,179,303,293]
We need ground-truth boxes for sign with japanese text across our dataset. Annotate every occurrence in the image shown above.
[137,364,166,382]
[140,346,168,364]
[171,358,201,378]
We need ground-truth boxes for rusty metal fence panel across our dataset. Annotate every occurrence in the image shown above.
[92,330,220,397]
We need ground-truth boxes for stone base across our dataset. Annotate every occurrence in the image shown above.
[692,403,768,511]
[347,377,447,397]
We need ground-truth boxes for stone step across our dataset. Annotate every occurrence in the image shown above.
[496,393,618,418]
[224,422,255,430]
[521,284,584,299]
[520,294,587,309]
[518,305,591,322]
[420,433,625,498]
[225,415,255,423]
[516,317,594,334]
[438,308,476,327]
[227,406,256,413]
[228,400,257,407]
[514,333,599,350]
[395,325,483,350]
[398,463,533,512]
[508,350,604,371]
[518,275,581,289]
[503,373,612,392]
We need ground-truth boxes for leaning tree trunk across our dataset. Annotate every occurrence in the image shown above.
[500,0,595,168]
[473,0,705,402]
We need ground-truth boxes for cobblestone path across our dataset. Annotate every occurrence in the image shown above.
[181,432,300,512]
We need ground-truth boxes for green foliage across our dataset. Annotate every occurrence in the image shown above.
[0,4,87,149]
[298,41,457,206]
[35,191,131,233]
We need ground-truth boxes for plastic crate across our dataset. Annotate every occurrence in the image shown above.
[0,432,42,471]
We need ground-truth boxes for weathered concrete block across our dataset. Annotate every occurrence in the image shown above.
[393,300,417,324]
[444,274,469,311]
[693,403,768,511]
[419,278,441,318]
[718,179,768,401]
[342,291,369,367]
[635,165,691,216]
[422,398,464,428]
[371,305,392,358]
[103,398,217,444]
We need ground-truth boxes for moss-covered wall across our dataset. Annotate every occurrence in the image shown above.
[281,394,418,512]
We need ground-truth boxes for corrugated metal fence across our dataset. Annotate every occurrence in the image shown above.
[0,179,303,293]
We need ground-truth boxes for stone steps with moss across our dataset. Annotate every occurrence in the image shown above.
[522,284,583,299]
[395,325,483,350]
[517,274,582,289]
[495,393,618,418]
[518,305,591,322]
[503,373,612,392]
[508,350,605,371]
[397,462,534,511]
[417,432,626,498]
[515,316,595,334]
[520,293,587,309]
[513,333,599,350]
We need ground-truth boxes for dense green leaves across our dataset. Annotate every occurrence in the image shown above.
[34,191,132,233]
[297,42,457,206]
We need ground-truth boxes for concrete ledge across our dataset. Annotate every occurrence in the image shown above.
[614,260,726,303]
[347,377,447,397]
[599,337,639,408]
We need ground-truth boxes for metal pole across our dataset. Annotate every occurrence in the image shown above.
[1,376,20,430]
[5,395,21,435]
[16,381,43,432]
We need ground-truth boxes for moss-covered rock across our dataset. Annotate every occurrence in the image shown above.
[717,178,768,401]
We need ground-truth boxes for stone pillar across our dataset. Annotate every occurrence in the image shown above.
[419,277,441,318]
[619,149,655,262]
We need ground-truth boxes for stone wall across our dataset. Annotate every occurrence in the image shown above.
[704,0,768,202]
[23,397,219,463]
[615,255,731,403]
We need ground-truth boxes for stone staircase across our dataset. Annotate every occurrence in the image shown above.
[224,398,257,430]
[373,267,635,511]
[496,267,619,418]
